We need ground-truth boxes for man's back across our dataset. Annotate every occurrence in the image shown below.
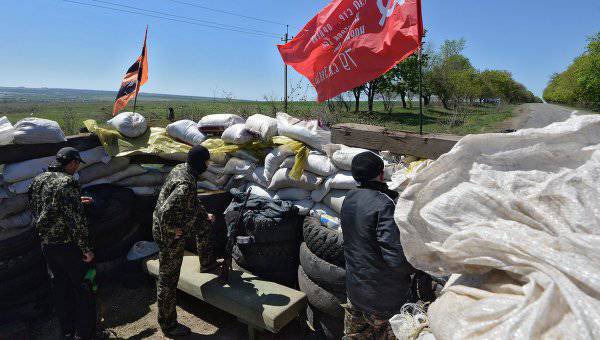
[341,186,413,315]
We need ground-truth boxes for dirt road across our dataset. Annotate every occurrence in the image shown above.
[510,103,591,129]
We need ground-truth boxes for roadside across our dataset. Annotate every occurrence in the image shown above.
[504,103,595,130]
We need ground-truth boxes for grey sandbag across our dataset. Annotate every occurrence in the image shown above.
[78,157,130,184]
[114,171,166,187]
[0,194,29,220]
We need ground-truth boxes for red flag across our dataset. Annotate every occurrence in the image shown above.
[278,0,423,102]
[113,26,149,115]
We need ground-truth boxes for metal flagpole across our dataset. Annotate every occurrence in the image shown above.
[418,47,423,135]
[283,25,289,112]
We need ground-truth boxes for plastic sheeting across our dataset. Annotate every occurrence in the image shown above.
[394,114,600,340]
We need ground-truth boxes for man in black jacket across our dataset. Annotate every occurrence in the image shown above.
[341,151,416,340]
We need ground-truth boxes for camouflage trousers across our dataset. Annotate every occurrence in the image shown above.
[157,224,217,331]
[342,300,396,340]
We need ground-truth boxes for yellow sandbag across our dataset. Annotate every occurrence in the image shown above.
[272,136,308,180]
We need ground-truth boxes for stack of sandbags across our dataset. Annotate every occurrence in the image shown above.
[299,216,346,339]
[0,116,15,146]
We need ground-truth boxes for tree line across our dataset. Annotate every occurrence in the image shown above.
[543,32,600,110]
[337,38,542,114]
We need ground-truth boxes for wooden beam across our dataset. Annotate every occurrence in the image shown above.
[0,134,101,164]
[331,123,461,159]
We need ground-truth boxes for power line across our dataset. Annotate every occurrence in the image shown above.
[88,0,281,36]
[164,0,289,27]
[62,0,281,38]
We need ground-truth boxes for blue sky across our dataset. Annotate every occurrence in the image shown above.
[0,0,598,100]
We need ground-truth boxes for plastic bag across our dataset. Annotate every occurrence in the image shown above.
[245,114,278,141]
[107,112,148,138]
[395,114,600,340]
[166,120,206,146]
[3,156,55,183]
[276,112,331,151]
[13,118,66,144]
[221,124,254,145]
[0,116,15,145]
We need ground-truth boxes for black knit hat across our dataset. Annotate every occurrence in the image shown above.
[187,145,210,174]
[351,151,384,183]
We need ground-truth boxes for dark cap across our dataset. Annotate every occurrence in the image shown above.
[351,151,384,183]
[55,147,85,165]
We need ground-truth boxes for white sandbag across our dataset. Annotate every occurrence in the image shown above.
[331,147,372,171]
[78,157,130,184]
[231,150,260,164]
[247,184,275,199]
[166,120,206,145]
[0,116,15,145]
[280,153,338,177]
[12,118,66,144]
[268,168,322,191]
[200,171,231,187]
[223,157,255,175]
[389,160,433,192]
[197,181,220,191]
[276,112,331,151]
[221,124,254,145]
[395,114,600,340]
[293,199,314,216]
[104,164,148,183]
[128,186,161,196]
[245,167,269,188]
[107,112,147,138]
[3,156,55,183]
[207,163,225,175]
[263,146,295,181]
[8,178,34,195]
[0,210,31,230]
[81,178,111,188]
[115,171,165,187]
[79,146,111,168]
[310,182,330,203]
[198,114,244,129]
[245,114,278,141]
[322,189,346,215]
[329,171,359,190]
[0,194,28,220]
[209,152,230,166]
[274,188,310,201]
[310,203,339,220]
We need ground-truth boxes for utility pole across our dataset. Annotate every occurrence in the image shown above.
[418,47,423,135]
[282,25,289,112]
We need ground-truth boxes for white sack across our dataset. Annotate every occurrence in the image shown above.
[245,114,278,141]
[78,157,130,184]
[268,168,322,191]
[8,178,34,195]
[293,199,314,216]
[389,160,433,192]
[245,167,269,188]
[104,164,148,183]
[198,114,244,129]
[263,146,295,181]
[197,181,220,191]
[0,210,31,230]
[280,153,338,177]
[115,171,165,187]
[310,183,330,203]
[247,184,275,199]
[274,188,310,201]
[221,124,254,145]
[207,164,225,175]
[310,203,339,220]
[223,157,255,175]
[0,116,15,145]
[329,171,359,190]
[276,112,331,151]
[128,186,161,196]
[3,156,55,183]
[322,190,346,215]
[395,114,600,340]
[200,171,231,187]
[107,112,147,138]
[79,147,111,168]
[331,147,372,171]
[13,118,66,144]
[0,194,28,220]
[166,120,206,145]
[231,150,260,164]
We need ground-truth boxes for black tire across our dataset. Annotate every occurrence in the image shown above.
[83,185,136,240]
[298,265,345,318]
[233,241,299,274]
[225,211,303,244]
[299,243,346,294]
[0,262,47,301]
[95,223,142,263]
[302,217,345,268]
[0,247,44,280]
[0,227,37,261]
[306,304,344,340]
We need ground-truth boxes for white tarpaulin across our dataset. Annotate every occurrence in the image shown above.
[394,114,600,340]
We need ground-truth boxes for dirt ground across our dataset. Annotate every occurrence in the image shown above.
[19,267,319,340]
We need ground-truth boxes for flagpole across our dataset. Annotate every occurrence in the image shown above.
[418,47,423,135]
[132,60,142,113]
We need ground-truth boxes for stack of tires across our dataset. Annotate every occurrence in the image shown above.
[300,216,346,339]
[0,227,51,333]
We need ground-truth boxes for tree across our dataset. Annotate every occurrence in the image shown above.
[363,77,386,113]
[352,85,365,112]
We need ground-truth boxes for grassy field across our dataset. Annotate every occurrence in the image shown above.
[0,99,516,136]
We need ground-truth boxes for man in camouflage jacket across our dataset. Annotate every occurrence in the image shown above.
[29,147,98,340]
[152,145,216,337]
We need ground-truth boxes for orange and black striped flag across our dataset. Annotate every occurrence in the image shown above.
[113,26,149,115]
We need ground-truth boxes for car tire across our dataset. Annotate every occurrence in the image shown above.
[299,243,345,294]
[298,265,345,318]
[302,217,345,268]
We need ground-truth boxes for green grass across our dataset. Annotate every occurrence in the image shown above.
[0,100,516,136]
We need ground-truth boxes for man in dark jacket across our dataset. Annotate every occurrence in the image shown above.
[340,151,415,340]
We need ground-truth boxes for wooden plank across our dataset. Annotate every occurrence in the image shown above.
[331,123,461,159]
[0,134,101,164]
